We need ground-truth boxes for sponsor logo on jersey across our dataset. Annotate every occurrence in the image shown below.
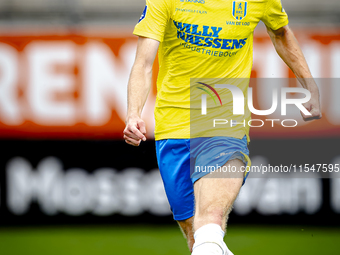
[232,1,247,21]
[173,21,248,50]
[138,6,147,23]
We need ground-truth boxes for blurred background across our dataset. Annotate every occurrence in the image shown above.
[0,0,340,254]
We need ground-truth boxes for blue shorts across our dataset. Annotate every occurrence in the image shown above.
[155,136,250,221]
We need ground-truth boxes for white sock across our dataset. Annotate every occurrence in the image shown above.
[191,224,226,255]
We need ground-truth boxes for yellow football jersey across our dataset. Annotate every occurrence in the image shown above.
[133,0,288,141]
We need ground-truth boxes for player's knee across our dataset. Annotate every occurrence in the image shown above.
[196,204,226,222]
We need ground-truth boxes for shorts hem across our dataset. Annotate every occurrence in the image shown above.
[191,150,250,184]
[173,212,194,221]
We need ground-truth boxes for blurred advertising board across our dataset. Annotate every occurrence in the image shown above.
[0,139,339,226]
[0,29,339,139]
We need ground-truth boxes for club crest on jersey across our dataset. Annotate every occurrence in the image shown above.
[232,1,247,21]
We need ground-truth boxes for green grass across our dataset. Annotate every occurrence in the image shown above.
[0,225,339,255]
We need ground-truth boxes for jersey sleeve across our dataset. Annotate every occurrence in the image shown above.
[261,0,289,30]
[133,0,172,42]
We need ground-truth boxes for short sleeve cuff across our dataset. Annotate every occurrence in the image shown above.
[269,19,289,31]
[133,29,164,42]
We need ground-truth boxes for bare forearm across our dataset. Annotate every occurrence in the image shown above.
[126,37,159,121]
[268,25,322,120]
[268,26,317,92]
[127,63,152,119]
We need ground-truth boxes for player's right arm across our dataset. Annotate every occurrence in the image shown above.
[124,37,159,146]
[124,0,171,146]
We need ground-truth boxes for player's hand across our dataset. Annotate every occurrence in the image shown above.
[123,115,147,146]
[301,91,322,121]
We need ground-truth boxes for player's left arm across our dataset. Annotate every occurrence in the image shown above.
[266,25,322,121]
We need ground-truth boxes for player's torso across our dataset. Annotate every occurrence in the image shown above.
[154,0,266,139]
[157,0,265,106]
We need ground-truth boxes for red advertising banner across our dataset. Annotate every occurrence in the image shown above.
[0,28,339,139]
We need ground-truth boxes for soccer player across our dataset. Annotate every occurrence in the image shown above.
[123,0,322,254]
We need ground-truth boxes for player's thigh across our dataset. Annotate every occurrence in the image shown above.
[194,158,244,213]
